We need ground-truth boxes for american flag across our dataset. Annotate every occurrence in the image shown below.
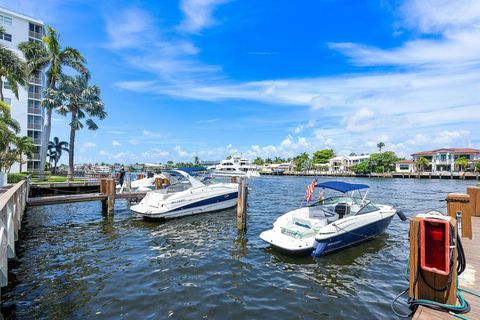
[305,179,316,202]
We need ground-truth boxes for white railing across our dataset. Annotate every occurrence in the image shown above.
[0,178,29,287]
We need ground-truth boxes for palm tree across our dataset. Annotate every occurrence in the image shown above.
[377,142,385,153]
[0,26,27,102]
[455,157,469,172]
[48,137,69,174]
[415,156,430,172]
[14,136,35,172]
[194,156,200,165]
[50,75,106,179]
[0,101,20,151]
[18,26,89,178]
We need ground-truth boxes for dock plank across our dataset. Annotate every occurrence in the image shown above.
[414,217,480,320]
[27,191,148,206]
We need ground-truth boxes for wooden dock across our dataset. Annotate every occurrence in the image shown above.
[413,217,480,319]
[27,191,148,206]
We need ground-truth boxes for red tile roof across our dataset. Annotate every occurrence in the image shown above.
[396,160,415,164]
[412,148,480,156]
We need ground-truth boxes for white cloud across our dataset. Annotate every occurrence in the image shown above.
[195,118,220,124]
[105,8,154,49]
[175,145,189,157]
[83,142,96,148]
[112,140,121,146]
[293,119,315,134]
[129,139,139,145]
[343,107,375,133]
[433,130,470,145]
[178,0,228,33]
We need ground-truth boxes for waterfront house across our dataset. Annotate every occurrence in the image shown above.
[328,154,369,173]
[261,162,294,174]
[411,148,480,172]
[395,160,416,173]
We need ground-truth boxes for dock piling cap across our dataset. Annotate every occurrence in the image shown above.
[446,193,470,203]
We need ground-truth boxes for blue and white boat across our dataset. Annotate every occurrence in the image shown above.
[259,181,398,256]
[130,170,238,220]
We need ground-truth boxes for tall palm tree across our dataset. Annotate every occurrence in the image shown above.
[48,137,69,174]
[415,157,430,172]
[455,157,469,172]
[18,26,89,178]
[50,75,106,179]
[377,141,385,153]
[0,26,27,101]
[14,136,35,172]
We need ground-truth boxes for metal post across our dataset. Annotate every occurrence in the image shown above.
[237,177,248,231]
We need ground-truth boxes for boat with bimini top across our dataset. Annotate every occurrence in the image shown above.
[260,180,403,256]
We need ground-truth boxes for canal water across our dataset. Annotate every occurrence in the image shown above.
[1,176,476,319]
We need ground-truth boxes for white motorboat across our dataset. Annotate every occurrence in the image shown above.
[130,170,238,219]
[209,155,260,178]
[260,181,402,256]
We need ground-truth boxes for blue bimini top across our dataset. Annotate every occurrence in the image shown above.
[315,181,369,193]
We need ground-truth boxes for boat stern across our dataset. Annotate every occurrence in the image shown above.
[259,229,315,255]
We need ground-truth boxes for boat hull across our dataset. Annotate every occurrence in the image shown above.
[311,214,394,257]
[131,191,238,220]
[259,230,315,255]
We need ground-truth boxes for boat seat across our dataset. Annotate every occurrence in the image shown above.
[335,203,350,219]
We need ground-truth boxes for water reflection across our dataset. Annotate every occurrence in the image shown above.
[1,177,476,319]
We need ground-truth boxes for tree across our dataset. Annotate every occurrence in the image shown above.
[0,101,20,152]
[265,158,273,164]
[377,142,385,153]
[0,26,27,102]
[14,136,35,172]
[50,75,106,179]
[19,26,89,178]
[253,157,264,166]
[475,162,480,172]
[166,160,174,168]
[301,158,313,172]
[455,157,469,172]
[293,152,309,171]
[194,156,200,165]
[48,137,69,174]
[415,157,430,172]
[273,156,285,164]
[350,161,370,174]
[312,149,335,164]
[368,151,398,172]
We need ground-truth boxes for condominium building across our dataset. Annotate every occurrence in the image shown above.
[411,148,480,172]
[1,7,45,172]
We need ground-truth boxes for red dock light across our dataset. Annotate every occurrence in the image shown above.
[420,219,451,276]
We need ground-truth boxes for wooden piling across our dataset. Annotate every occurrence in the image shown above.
[231,176,237,183]
[467,186,480,217]
[100,178,107,212]
[446,193,472,239]
[106,178,115,215]
[237,177,247,231]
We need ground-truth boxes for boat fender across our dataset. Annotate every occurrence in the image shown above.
[396,210,407,221]
[311,240,327,257]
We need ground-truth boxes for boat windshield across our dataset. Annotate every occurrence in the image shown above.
[319,196,364,206]
[355,201,379,215]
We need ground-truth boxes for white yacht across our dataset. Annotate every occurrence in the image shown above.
[260,181,403,256]
[130,170,238,219]
[209,155,260,178]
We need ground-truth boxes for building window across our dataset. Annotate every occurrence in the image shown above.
[4,97,11,105]
[0,32,12,42]
[399,164,410,170]
[29,23,43,39]
[0,14,12,26]
[3,81,10,89]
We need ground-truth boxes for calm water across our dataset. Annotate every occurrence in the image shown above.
[1,176,476,319]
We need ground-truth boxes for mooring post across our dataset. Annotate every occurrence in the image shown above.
[446,193,472,239]
[106,178,115,215]
[467,186,480,217]
[237,177,248,231]
[100,178,107,213]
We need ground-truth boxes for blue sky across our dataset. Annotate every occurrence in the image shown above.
[2,0,480,164]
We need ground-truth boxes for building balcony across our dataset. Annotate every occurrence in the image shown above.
[28,107,42,115]
[28,92,42,100]
[32,138,42,145]
[28,123,42,130]
[29,76,42,85]
[29,30,43,39]
[30,153,41,160]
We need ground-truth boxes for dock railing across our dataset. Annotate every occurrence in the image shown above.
[0,178,30,288]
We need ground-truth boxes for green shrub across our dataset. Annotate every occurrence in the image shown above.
[7,173,28,183]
